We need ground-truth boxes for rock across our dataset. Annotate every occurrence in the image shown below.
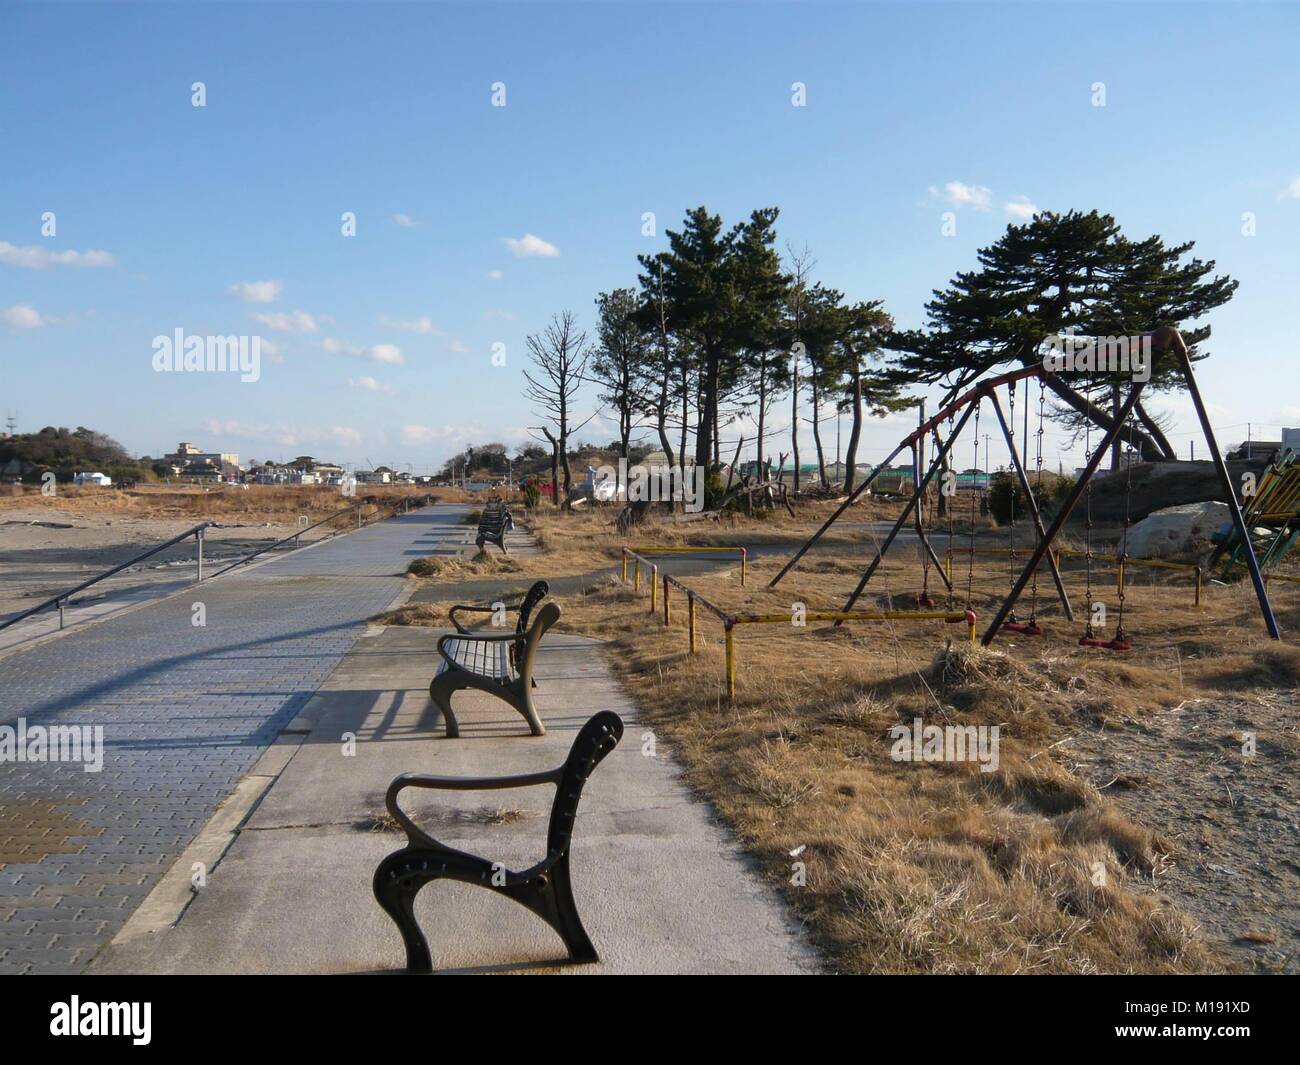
[1124,501,1228,560]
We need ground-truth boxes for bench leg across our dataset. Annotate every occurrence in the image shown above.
[506,682,546,737]
[372,851,436,972]
[427,673,461,738]
[539,853,597,963]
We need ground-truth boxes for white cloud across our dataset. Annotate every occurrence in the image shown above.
[483,308,515,321]
[1278,177,1300,200]
[1004,196,1039,220]
[380,314,443,335]
[227,279,283,304]
[349,375,394,394]
[325,337,406,365]
[0,241,116,269]
[401,426,435,445]
[392,213,419,228]
[503,233,560,258]
[928,181,993,212]
[201,418,366,452]
[2,302,47,328]
[446,339,470,354]
[487,269,503,281]
[252,309,319,334]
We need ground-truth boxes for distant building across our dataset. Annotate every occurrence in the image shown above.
[73,471,112,486]
[165,442,240,479]
[355,469,391,484]
[1226,440,1281,462]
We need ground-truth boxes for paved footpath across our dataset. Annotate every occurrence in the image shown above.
[0,505,469,974]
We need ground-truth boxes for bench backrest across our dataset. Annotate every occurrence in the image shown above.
[511,600,560,682]
[546,710,624,856]
[515,580,550,637]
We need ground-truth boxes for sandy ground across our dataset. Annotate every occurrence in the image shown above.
[0,507,334,621]
[1069,694,1299,973]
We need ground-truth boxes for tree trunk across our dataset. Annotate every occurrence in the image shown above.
[1134,399,1177,460]
[541,427,561,510]
[842,364,863,494]
[1039,371,1165,461]
[811,376,829,488]
[695,349,719,467]
[756,363,767,474]
[791,360,800,496]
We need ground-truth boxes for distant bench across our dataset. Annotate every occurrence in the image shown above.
[430,581,556,737]
[476,499,514,553]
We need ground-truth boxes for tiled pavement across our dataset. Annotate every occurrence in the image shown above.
[0,504,469,974]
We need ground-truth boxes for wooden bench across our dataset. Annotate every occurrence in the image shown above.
[429,600,559,737]
[475,499,514,552]
[372,710,624,972]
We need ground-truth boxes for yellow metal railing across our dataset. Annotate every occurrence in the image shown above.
[627,544,747,586]
[620,552,974,700]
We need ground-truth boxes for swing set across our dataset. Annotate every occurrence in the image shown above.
[770,327,1281,649]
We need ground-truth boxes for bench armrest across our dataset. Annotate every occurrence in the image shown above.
[448,601,524,634]
[385,768,561,847]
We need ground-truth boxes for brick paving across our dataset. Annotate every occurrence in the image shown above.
[0,505,467,973]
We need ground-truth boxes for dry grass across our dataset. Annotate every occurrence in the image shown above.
[0,483,468,525]
[397,504,1300,974]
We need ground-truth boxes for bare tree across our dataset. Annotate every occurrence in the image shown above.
[523,311,591,510]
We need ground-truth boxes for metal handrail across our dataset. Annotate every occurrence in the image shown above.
[0,521,215,632]
[0,493,433,634]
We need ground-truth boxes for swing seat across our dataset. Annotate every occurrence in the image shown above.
[1079,635,1131,651]
[1002,620,1043,636]
[916,594,937,608]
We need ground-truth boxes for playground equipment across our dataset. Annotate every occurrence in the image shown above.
[1210,446,1300,577]
[770,327,1280,647]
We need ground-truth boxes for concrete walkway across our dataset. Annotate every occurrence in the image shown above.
[90,626,819,974]
[0,505,470,974]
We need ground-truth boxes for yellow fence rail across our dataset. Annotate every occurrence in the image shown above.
[627,544,747,586]
[620,548,974,700]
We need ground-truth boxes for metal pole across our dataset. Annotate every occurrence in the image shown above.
[740,548,747,587]
[649,564,657,613]
[1175,347,1279,638]
[840,401,979,614]
[982,381,1146,645]
[58,598,64,630]
[196,527,204,582]
[1194,566,1202,607]
[725,622,735,700]
[768,438,912,587]
[688,595,697,653]
[663,575,670,626]
[987,390,1074,620]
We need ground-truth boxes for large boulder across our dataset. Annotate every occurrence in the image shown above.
[1124,501,1228,559]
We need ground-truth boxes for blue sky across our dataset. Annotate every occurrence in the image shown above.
[3,1,1299,473]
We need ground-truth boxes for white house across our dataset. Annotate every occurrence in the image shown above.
[73,471,112,487]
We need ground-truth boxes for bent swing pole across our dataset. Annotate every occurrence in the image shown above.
[982,381,1146,645]
[840,400,980,615]
[767,437,911,588]
[1173,345,1280,639]
[987,390,1074,621]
